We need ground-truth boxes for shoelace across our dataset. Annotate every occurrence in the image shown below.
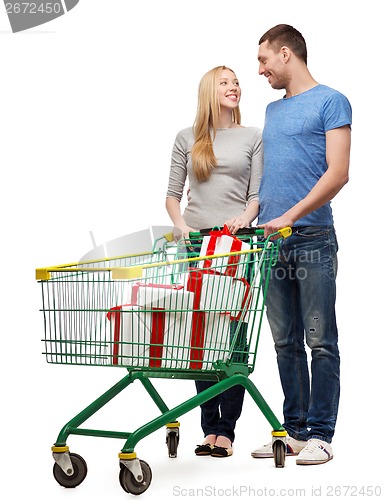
[303,439,326,454]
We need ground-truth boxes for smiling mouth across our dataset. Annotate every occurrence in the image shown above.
[226,94,238,101]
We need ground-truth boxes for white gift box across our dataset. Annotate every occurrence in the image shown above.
[131,282,194,310]
[230,278,252,320]
[107,278,243,371]
[198,227,251,279]
[190,312,231,370]
[186,268,233,312]
[107,304,192,369]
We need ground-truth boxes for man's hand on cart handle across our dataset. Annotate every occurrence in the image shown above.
[258,214,295,239]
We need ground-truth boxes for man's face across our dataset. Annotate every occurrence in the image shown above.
[258,41,288,90]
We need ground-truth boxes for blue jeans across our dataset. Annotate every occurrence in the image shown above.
[195,322,248,443]
[195,380,245,443]
[264,226,340,444]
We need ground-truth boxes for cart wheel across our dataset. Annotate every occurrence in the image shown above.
[53,453,87,488]
[166,431,179,458]
[119,460,152,495]
[273,439,286,468]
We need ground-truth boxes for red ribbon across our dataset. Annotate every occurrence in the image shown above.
[186,268,206,370]
[148,309,166,368]
[106,305,124,365]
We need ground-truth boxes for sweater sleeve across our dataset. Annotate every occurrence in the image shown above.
[247,128,264,203]
[166,129,189,201]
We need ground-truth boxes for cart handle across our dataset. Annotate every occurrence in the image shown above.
[112,227,292,280]
[189,226,292,239]
[35,228,292,281]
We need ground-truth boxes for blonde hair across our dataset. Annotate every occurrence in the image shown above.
[191,66,241,182]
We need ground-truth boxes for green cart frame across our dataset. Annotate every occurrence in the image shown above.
[36,227,291,495]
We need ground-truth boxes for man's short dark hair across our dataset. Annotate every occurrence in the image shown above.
[259,24,307,65]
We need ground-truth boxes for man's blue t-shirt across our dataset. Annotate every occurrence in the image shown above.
[258,84,352,226]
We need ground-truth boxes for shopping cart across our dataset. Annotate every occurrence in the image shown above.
[36,226,291,495]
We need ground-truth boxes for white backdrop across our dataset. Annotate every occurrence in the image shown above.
[1,1,381,498]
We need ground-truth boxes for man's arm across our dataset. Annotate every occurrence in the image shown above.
[260,125,351,237]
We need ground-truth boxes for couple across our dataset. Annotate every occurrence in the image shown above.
[165,24,352,465]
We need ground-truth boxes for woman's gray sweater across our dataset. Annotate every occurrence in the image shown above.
[166,126,263,229]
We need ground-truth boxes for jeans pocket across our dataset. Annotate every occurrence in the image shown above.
[294,227,329,238]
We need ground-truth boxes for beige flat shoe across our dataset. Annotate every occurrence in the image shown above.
[211,445,233,457]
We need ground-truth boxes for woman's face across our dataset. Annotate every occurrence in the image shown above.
[218,68,241,110]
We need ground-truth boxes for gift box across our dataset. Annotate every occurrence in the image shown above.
[131,282,194,310]
[190,312,231,370]
[186,268,234,369]
[230,277,251,320]
[107,276,244,370]
[186,268,233,312]
[198,225,251,279]
[107,304,193,369]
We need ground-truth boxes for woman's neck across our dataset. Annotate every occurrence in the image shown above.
[218,109,237,129]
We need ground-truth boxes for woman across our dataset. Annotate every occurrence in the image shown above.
[165,66,263,457]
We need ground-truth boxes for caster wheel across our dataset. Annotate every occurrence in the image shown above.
[119,460,152,495]
[273,439,286,468]
[166,431,179,458]
[53,453,87,488]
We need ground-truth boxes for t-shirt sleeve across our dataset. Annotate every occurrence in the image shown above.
[166,130,188,201]
[322,91,352,132]
[247,128,264,203]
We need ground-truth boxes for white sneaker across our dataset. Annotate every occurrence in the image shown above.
[296,438,333,465]
[251,435,307,458]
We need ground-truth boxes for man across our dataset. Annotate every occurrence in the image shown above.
[252,24,351,465]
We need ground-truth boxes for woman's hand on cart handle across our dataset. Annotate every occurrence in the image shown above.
[224,215,251,235]
[172,224,197,244]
